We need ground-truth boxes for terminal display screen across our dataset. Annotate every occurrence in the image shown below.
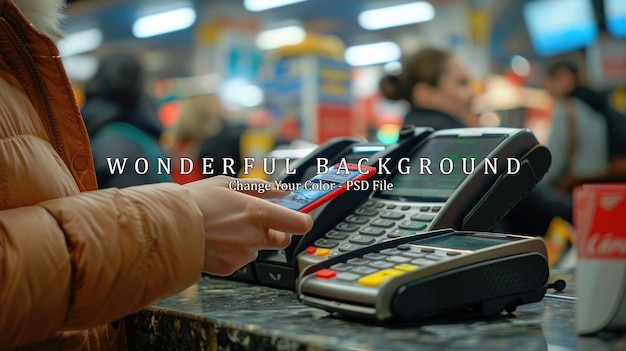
[378,135,505,201]
[414,233,523,251]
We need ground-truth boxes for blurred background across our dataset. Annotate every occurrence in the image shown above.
[60,0,626,174]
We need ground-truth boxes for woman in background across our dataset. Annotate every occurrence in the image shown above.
[379,47,474,130]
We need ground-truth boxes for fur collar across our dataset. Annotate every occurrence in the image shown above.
[12,0,66,39]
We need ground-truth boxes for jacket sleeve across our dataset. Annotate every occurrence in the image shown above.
[0,183,205,349]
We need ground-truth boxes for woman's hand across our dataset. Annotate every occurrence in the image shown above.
[183,176,313,276]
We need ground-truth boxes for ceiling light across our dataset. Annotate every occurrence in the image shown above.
[383,61,403,75]
[133,7,196,38]
[56,28,102,57]
[256,26,306,50]
[240,85,264,107]
[221,78,265,110]
[358,2,435,30]
[511,55,531,77]
[344,41,401,67]
[62,55,99,81]
[244,0,307,12]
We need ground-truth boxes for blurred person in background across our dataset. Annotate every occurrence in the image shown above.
[379,47,475,130]
[378,48,572,237]
[81,53,170,188]
[501,61,620,236]
[166,93,246,180]
[167,93,227,159]
[541,61,626,190]
[0,0,313,349]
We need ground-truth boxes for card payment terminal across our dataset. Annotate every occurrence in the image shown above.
[296,228,550,323]
[296,127,551,271]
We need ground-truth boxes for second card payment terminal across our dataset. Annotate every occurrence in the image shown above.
[296,127,551,271]
[296,228,550,323]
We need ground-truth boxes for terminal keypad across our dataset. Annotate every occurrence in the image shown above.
[302,200,444,265]
[312,244,466,288]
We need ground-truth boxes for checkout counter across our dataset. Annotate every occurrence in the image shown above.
[124,128,626,350]
[125,268,626,351]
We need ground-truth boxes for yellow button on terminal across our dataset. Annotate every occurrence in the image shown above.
[358,269,406,287]
[316,248,331,257]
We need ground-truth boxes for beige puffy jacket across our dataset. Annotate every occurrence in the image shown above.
[0,1,205,349]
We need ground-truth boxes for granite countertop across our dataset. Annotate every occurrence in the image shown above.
[125,271,626,351]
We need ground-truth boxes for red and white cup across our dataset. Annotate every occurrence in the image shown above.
[575,183,626,335]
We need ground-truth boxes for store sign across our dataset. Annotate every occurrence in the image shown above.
[587,35,626,87]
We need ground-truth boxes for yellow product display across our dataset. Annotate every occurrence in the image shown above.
[544,216,576,267]
[238,129,275,180]
[273,32,345,61]
[611,87,626,114]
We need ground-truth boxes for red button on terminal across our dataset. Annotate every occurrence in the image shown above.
[306,246,317,255]
[315,269,337,279]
